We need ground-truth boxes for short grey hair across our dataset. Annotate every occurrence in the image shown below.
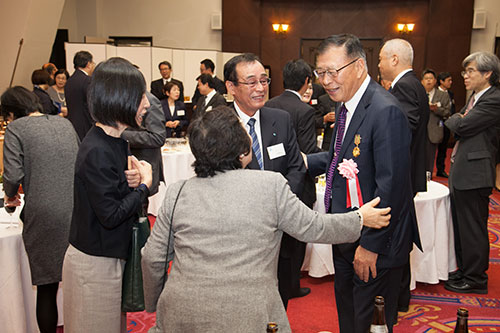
[462,51,500,86]
[382,38,414,66]
[318,33,368,71]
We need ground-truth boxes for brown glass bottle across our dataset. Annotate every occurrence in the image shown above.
[370,296,389,333]
[454,307,469,333]
[266,322,278,332]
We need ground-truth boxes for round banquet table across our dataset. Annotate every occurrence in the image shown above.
[147,144,196,216]
[301,180,456,289]
[0,193,63,332]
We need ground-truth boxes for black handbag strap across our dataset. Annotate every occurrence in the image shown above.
[163,180,187,277]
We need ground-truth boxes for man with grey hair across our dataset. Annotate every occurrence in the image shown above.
[444,51,500,294]
[307,34,420,332]
[378,38,429,313]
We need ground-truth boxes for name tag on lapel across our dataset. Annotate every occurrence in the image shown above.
[177,110,185,116]
[206,106,213,112]
[267,143,286,160]
[311,99,318,105]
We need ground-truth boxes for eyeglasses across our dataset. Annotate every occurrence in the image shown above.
[314,58,359,79]
[236,77,271,88]
[461,68,478,77]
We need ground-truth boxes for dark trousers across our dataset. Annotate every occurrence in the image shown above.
[333,245,403,333]
[449,185,491,287]
[426,140,437,174]
[291,240,306,292]
[436,127,450,173]
[277,255,292,309]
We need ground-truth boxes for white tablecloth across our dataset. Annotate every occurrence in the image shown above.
[410,181,456,289]
[0,193,63,332]
[148,145,196,216]
[302,181,456,289]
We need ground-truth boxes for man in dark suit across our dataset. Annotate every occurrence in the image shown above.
[192,59,226,107]
[150,61,184,102]
[65,50,95,141]
[224,53,306,309]
[378,38,429,314]
[444,51,500,294]
[265,59,321,299]
[436,72,456,178]
[122,91,166,201]
[307,34,420,332]
[193,73,227,119]
[315,93,336,151]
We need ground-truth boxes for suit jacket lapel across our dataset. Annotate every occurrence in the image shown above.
[259,108,277,170]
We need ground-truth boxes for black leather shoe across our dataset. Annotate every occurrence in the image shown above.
[436,171,449,178]
[444,280,487,294]
[448,270,463,281]
[291,287,311,298]
[397,305,409,313]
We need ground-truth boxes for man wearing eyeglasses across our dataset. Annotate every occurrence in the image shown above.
[444,52,500,295]
[306,34,419,333]
[224,53,306,309]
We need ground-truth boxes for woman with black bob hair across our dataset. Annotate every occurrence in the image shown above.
[142,106,392,332]
[1,86,78,333]
[62,57,153,333]
[31,69,59,115]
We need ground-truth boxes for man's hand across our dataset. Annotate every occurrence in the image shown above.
[354,245,378,282]
[324,112,335,124]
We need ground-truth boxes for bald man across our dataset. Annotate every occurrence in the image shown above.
[378,38,429,313]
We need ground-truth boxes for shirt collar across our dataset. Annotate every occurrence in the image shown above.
[472,86,491,106]
[205,89,216,103]
[285,89,302,100]
[391,69,412,88]
[79,68,89,76]
[344,75,371,113]
[234,102,261,126]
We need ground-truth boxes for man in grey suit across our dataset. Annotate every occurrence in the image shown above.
[193,73,227,119]
[421,69,451,176]
[444,51,500,294]
[224,53,306,309]
[265,59,321,299]
[122,92,166,201]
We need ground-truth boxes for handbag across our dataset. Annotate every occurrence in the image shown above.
[121,215,150,312]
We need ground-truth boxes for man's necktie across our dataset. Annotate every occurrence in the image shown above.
[324,104,348,212]
[451,94,475,163]
[248,118,263,170]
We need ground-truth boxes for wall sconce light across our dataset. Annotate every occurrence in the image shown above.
[396,23,415,34]
[272,23,289,37]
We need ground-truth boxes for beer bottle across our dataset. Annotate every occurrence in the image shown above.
[370,296,389,333]
[266,322,278,332]
[454,307,469,333]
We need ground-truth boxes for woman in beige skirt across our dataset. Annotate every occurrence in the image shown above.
[62,57,152,332]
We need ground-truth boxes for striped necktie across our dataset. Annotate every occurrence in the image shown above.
[450,94,475,163]
[248,118,263,170]
[324,104,348,212]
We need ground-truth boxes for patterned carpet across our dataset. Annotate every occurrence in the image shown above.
[124,178,500,332]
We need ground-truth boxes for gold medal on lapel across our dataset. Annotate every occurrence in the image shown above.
[353,134,361,157]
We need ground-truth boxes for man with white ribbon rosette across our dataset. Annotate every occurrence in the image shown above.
[306,34,420,333]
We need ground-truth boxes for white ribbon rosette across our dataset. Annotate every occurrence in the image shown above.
[337,158,363,208]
